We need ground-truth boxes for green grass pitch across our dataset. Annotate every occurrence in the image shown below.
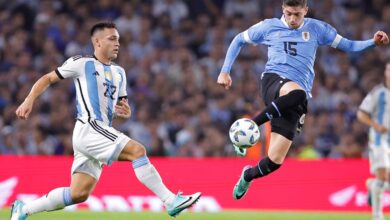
[1,209,389,220]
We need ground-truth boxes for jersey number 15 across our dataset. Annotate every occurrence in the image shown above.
[284,42,297,56]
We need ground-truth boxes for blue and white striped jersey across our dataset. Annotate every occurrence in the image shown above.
[56,55,127,126]
[359,84,390,147]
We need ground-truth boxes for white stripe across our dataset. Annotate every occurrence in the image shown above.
[331,34,343,48]
[243,30,255,44]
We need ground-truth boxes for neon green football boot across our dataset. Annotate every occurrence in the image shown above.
[233,166,252,200]
[166,192,201,217]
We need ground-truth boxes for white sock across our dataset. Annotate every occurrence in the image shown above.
[371,179,385,218]
[133,156,175,206]
[22,187,73,216]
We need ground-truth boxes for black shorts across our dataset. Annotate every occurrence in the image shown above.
[260,73,305,140]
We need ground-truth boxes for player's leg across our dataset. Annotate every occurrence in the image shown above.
[368,168,386,220]
[117,139,175,205]
[233,86,300,199]
[367,147,389,220]
[233,133,292,200]
[252,80,306,126]
[118,139,201,217]
[10,172,97,219]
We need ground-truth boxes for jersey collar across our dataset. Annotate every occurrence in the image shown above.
[280,15,305,30]
[93,54,111,66]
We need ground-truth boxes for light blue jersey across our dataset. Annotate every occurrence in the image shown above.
[56,55,127,126]
[221,16,375,97]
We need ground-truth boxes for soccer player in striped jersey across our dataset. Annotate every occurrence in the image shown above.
[12,22,200,220]
[217,0,389,201]
[358,62,390,220]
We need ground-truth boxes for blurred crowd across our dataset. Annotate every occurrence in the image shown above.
[1,0,390,158]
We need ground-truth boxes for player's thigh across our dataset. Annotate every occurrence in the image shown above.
[279,81,304,96]
[267,132,293,164]
[260,73,289,105]
[71,150,107,180]
[70,172,97,203]
[117,139,147,161]
[369,146,390,177]
[73,120,130,165]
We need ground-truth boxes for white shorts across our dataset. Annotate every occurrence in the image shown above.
[71,119,130,180]
[368,144,390,175]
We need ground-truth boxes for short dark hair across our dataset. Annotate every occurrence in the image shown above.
[283,0,307,7]
[90,22,117,36]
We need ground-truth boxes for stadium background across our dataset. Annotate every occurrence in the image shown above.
[1,0,390,218]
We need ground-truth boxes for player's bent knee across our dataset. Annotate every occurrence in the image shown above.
[71,190,90,203]
[120,140,147,161]
[133,145,146,158]
[288,90,306,103]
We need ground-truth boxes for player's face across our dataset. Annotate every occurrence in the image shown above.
[282,5,308,29]
[96,28,120,60]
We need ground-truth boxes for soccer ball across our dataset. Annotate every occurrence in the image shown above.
[229,118,260,148]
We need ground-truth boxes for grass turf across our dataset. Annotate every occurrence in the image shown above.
[1,209,388,220]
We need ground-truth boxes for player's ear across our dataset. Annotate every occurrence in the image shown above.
[91,36,100,48]
[304,6,308,15]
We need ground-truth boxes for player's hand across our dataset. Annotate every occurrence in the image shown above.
[15,98,34,120]
[373,122,388,134]
[233,144,247,157]
[115,98,131,119]
[374,31,389,46]
[217,72,232,90]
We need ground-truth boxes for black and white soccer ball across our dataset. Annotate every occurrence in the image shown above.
[229,118,260,149]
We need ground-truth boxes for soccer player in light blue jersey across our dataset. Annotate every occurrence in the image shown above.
[12,22,201,220]
[217,0,389,200]
[358,62,390,220]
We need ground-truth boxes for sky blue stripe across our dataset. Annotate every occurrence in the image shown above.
[132,158,149,166]
[103,65,114,126]
[133,159,148,164]
[132,156,150,169]
[107,144,122,166]
[85,61,102,120]
[375,91,385,146]
[63,187,73,206]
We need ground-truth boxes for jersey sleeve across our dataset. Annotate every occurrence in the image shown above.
[55,56,83,79]
[117,67,127,99]
[242,20,268,45]
[316,21,338,47]
[359,90,376,114]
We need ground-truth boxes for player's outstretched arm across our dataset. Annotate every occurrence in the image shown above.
[336,31,389,52]
[15,71,60,120]
[217,33,247,90]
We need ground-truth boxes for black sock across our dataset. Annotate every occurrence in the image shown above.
[252,90,306,125]
[244,157,281,182]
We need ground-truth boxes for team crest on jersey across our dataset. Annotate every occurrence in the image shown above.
[105,71,112,81]
[302,32,310,41]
